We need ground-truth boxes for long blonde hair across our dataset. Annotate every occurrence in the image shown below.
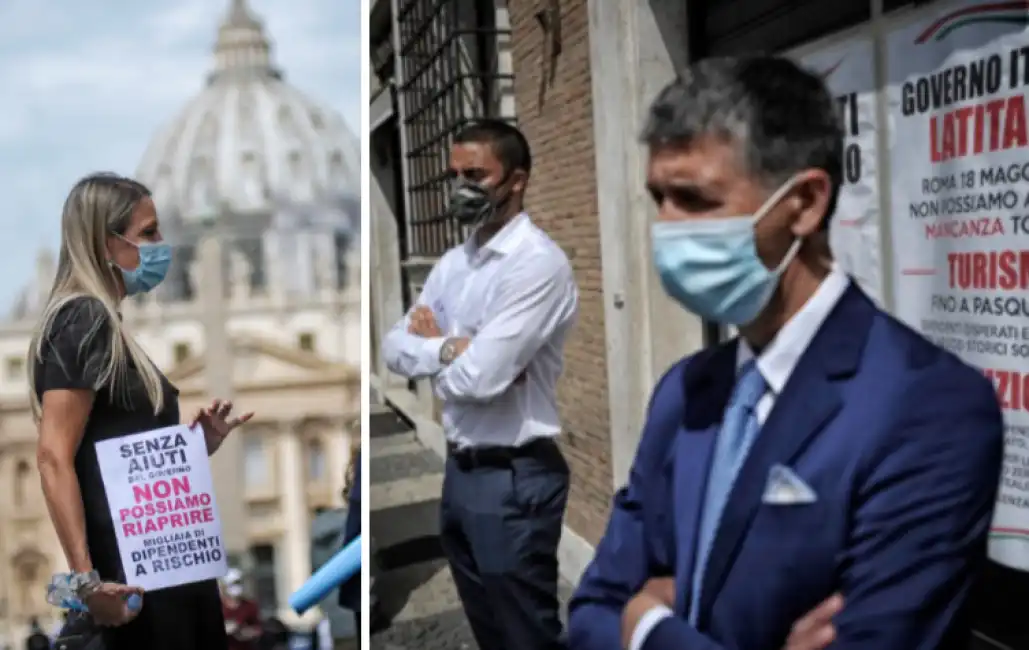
[28,173,165,420]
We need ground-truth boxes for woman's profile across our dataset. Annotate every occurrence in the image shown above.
[29,173,255,650]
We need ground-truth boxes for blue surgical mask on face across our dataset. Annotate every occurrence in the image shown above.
[651,176,803,326]
[114,236,172,296]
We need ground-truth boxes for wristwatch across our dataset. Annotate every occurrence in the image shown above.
[439,338,458,365]
[69,570,101,599]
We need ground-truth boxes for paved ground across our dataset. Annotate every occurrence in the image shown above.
[368,405,574,650]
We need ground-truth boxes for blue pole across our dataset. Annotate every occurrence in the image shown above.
[288,535,361,615]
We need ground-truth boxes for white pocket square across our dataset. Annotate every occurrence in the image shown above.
[762,464,817,505]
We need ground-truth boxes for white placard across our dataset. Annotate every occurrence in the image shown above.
[885,1,1029,570]
[96,424,228,591]
[795,36,884,303]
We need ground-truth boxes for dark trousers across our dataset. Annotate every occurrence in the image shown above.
[440,439,569,650]
[101,580,228,650]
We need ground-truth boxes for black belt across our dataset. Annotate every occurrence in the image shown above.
[447,438,556,470]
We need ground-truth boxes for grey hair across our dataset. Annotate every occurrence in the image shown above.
[28,172,165,420]
[641,55,843,221]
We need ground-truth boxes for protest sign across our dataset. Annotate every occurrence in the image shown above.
[885,1,1029,570]
[96,424,228,591]
[795,36,884,303]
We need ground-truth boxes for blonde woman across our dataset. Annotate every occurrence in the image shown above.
[31,173,254,650]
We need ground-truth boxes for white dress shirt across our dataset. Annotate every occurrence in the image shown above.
[630,267,850,650]
[382,213,579,449]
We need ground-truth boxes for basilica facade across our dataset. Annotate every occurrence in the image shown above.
[0,0,360,642]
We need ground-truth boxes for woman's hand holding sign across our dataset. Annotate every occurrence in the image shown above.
[190,399,255,456]
[85,582,144,627]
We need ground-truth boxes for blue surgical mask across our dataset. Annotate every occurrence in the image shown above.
[115,237,172,296]
[651,177,802,326]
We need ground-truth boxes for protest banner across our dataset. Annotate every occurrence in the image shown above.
[96,424,228,590]
[886,0,1029,571]
[795,36,884,303]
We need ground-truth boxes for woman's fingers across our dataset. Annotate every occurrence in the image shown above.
[192,400,249,432]
[91,584,144,627]
[98,582,143,597]
[205,398,233,417]
[112,583,144,596]
[189,408,207,428]
[227,412,255,430]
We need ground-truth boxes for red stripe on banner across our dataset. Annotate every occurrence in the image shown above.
[914,1,1029,43]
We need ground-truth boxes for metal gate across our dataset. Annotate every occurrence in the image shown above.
[395,0,514,258]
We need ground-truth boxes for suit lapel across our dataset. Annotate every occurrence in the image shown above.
[696,286,875,626]
[671,341,738,615]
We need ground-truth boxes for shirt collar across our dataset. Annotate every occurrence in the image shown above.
[736,266,850,395]
[464,212,530,258]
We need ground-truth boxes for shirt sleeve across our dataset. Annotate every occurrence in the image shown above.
[36,297,113,394]
[381,261,447,379]
[631,606,673,650]
[435,251,578,403]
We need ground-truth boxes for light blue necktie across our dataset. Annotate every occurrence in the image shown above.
[688,359,766,625]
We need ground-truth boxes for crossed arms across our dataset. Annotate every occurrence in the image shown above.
[569,356,1003,650]
[381,252,578,403]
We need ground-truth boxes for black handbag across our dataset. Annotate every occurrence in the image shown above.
[53,632,104,650]
[53,612,104,650]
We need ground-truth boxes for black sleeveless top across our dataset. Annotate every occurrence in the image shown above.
[34,297,181,582]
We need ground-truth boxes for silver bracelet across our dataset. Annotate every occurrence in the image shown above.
[71,571,102,600]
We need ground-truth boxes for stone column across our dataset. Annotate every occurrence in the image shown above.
[278,425,310,620]
[197,234,246,559]
[0,458,11,648]
[329,422,350,505]
[587,0,705,492]
[369,135,406,390]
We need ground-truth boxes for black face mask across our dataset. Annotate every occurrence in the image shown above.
[449,173,513,227]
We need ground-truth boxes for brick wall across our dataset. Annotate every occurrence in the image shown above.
[508,0,611,544]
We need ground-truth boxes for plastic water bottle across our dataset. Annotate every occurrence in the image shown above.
[46,574,142,612]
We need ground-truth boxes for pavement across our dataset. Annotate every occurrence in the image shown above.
[368,404,574,650]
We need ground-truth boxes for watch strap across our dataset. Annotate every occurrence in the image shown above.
[439,339,456,364]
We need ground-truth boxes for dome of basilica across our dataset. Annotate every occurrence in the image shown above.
[7,0,359,320]
[135,0,360,227]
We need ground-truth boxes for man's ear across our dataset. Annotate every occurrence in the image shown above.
[790,170,833,238]
[509,169,529,196]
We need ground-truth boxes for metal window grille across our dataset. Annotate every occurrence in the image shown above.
[396,0,514,258]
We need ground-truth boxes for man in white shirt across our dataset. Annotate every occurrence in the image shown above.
[382,119,579,650]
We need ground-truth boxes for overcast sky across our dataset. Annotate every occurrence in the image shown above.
[0,0,360,314]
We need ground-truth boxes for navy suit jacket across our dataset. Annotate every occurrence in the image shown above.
[568,285,1004,650]
[338,455,362,610]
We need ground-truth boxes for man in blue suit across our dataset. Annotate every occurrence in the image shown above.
[568,55,1004,650]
